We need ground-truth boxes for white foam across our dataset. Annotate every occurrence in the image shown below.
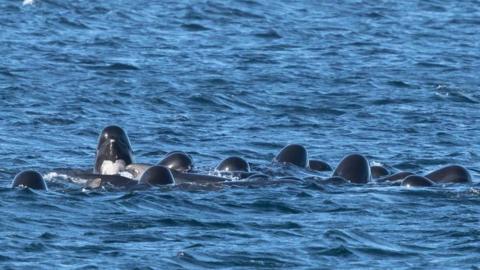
[23,0,34,6]
[370,161,383,167]
[43,172,60,181]
[43,171,87,185]
[209,170,244,182]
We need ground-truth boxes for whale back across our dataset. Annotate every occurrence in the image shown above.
[274,144,308,168]
[333,154,371,184]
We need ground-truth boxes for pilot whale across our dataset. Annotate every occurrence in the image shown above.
[332,154,371,184]
[425,165,471,184]
[94,125,134,175]
[274,144,332,171]
[158,151,194,173]
[11,170,48,190]
[274,144,308,167]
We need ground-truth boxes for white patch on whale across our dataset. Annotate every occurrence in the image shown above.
[100,160,126,175]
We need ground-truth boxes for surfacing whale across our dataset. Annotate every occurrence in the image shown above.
[274,144,308,168]
[332,154,371,184]
[158,151,194,173]
[370,165,390,179]
[216,156,250,172]
[401,175,435,187]
[11,170,48,190]
[94,125,134,175]
[425,165,471,184]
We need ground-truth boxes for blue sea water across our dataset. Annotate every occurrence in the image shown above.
[1,0,480,268]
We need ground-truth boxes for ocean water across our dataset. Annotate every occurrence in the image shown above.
[1,0,480,268]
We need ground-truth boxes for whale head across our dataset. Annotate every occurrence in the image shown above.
[94,125,134,175]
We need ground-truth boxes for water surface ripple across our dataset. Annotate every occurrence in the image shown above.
[1,0,479,268]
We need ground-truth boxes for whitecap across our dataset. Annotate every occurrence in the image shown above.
[23,0,34,6]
